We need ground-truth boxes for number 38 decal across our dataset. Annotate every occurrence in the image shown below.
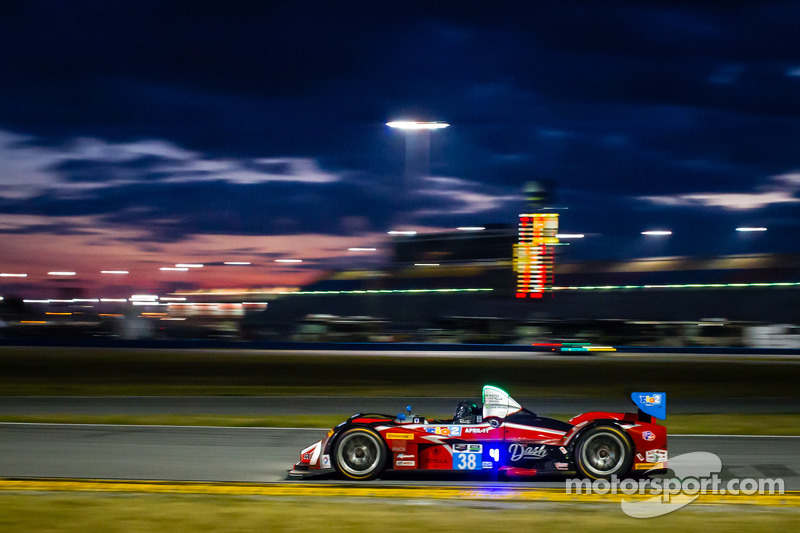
[455,453,478,470]
[452,444,482,471]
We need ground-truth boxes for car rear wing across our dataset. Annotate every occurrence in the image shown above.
[631,392,666,420]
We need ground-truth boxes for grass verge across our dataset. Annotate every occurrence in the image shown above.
[2,346,800,399]
[1,413,798,435]
[0,492,795,532]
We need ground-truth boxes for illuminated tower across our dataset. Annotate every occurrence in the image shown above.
[514,213,559,298]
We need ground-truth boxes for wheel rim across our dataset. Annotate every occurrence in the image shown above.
[580,431,626,477]
[337,432,382,477]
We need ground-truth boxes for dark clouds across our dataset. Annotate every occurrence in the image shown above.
[1,0,799,271]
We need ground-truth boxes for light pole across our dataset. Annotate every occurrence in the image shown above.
[386,120,449,228]
[386,121,449,131]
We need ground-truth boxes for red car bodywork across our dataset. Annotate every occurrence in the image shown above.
[290,386,667,480]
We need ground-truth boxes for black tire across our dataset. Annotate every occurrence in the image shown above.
[333,427,387,481]
[574,425,633,480]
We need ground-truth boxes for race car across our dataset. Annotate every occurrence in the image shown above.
[289,385,667,480]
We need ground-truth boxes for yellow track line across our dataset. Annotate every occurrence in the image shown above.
[0,478,797,507]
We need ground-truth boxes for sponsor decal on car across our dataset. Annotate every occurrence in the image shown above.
[396,454,415,459]
[484,390,504,404]
[639,394,663,406]
[632,391,667,420]
[425,446,450,467]
[396,460,415,467]
[453,451,481,470]
[321,454,331,469]
[482,461,494,469]
[424,426,462,437]
[508,443,548,461]
[299,442,319,465]
[392,444,407,452]
[453,443,483,453]
[642,430,656,441]
[386,432,414,440]
[464,427,492,434]
[555,462,569,470]
[634,462,664,470]
[646,449,668,463]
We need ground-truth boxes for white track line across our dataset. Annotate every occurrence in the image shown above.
[0,422,325,430]
[671,433,800,438]
[0,422,798,437]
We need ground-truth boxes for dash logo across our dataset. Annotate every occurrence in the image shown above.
[508,444,548,461]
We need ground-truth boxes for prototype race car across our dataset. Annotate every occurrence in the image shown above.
[289,385,667,480]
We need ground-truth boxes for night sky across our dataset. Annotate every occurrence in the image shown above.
[2,1,799,295]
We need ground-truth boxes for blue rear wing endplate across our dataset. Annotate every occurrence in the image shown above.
[631,392,666,420]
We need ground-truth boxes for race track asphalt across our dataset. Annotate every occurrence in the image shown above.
[2,396,798,416]
[1,347,797,493]
[1,424,798,489]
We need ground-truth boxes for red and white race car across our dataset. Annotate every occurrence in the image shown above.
[289,385,667,480]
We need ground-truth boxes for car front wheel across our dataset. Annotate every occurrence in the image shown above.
[333,427,387,480]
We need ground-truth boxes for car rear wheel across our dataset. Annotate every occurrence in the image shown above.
[575,425,633,479]
[333,427,387,480]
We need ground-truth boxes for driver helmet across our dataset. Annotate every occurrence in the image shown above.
[454,401,478,420]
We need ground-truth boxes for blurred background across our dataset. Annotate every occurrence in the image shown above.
[2,2,800,350]
[2,222,798,348]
